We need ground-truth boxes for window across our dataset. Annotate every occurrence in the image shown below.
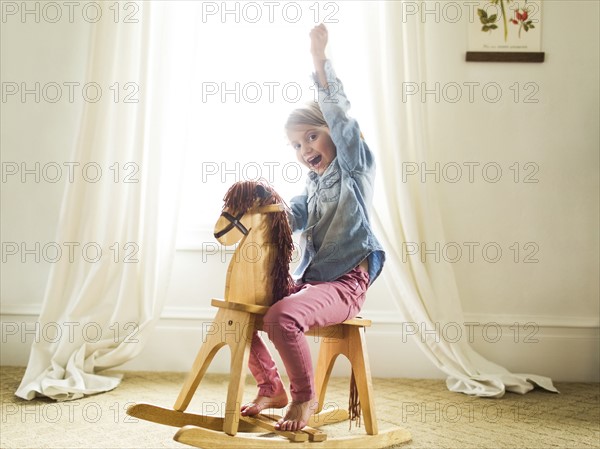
[174,19,316,248]
[169,4,370,249]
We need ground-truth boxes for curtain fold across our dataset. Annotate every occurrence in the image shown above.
[16,2,193,401]
[359,1,558,398]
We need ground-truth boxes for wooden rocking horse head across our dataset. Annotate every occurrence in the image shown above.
[213,180,295,306]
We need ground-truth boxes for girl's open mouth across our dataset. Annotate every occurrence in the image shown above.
[308,155,322,168]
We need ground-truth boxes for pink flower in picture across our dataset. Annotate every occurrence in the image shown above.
[511,8,535,38]
[477,0,537,41]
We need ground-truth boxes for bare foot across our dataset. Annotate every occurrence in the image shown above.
[275,399,319,431]
[240,391,288,416]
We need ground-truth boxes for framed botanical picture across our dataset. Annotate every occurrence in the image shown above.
[466,0,544,62]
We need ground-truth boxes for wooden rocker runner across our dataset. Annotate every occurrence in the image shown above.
[127,181,411,448]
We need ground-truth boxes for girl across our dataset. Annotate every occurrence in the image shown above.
[240,23,385,431]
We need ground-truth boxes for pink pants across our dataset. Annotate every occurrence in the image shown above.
[248,266,370,402]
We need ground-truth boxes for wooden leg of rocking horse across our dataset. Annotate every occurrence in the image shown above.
[173,307,255,436]
[314,336,342,415]
[313,324,378,435]
[312,325,351,427]
[174,308,230,412]
[222,311,255,436]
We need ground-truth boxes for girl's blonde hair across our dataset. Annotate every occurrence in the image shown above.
[285,101,327,131]
[284,101,365,140]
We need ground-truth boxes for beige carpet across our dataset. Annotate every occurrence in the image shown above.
[1,366,598,449]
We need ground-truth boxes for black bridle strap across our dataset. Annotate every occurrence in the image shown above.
[214,211,249,239]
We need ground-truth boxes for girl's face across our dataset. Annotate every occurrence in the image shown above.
[287,124,337,176]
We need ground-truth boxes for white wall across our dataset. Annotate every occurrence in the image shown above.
[421,0,599,381]
[424,1,599,319]
[1,1,598,382]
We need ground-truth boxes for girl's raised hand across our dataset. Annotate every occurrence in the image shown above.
[310,23,328,60]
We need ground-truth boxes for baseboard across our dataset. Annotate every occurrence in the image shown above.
[1,306,598,382]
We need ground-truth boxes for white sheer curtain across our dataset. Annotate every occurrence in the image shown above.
[351,1,557,397]
[16,3,195,400]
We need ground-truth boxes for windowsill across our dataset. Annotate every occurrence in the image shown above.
[175,225,220,251]
[175,225,302,264]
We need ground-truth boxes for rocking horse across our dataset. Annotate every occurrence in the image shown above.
[127,180,411,448]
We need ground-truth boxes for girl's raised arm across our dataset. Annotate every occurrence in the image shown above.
[309,25,372,173]
[310,24,329,90]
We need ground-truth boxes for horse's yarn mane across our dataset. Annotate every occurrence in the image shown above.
[222,180,295,301]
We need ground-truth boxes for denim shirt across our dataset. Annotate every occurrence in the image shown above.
[288,60,385,285]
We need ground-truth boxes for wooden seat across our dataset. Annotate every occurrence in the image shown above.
[173,299,378,436]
